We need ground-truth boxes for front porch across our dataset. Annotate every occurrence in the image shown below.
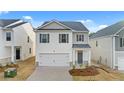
[72,44,91,66]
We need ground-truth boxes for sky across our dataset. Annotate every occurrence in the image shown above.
[0,11,124,32]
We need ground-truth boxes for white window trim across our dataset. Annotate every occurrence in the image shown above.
[6,31,11,41]
[40,34,49,43]
[59,34,69,43]
[76,34,84,42]
[120,37,124,47]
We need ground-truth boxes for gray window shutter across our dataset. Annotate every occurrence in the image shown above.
[48,34,49,43]
[59,34,61,43]
[76,35,78,41]
[120,38,122,47]
[40,34,41,43]
[67,34,69,43]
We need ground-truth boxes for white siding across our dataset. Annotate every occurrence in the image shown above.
[13,23,35,60]
[36,30,73,63]
[0,29,11,60]
[36,21,90,66]
[90,37,113,68]
[42,22,67,29]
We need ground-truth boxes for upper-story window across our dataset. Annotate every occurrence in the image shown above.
[120,38,124,47]
[40,34,49,43]
[59,34,69,43]
[76,34,84,42]
[27,36,30,43]
[6,32,11,41]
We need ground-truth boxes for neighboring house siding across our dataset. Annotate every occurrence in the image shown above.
[13,23,35,60]
[73,32,89,44]
[0,30,11,59]
[0,30,11,64]
[115,30,124,51]
[89,37,113,68]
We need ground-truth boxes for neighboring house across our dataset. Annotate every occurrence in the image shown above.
[90,20,124,70]
[35,20,91,66]
[0,19,35,65]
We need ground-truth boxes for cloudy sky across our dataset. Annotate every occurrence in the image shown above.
[0,11,124,32]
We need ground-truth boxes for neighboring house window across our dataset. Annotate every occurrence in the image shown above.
[40,34,49,43]
[96,41,98,47]
[76,34,84,42]
[120,38,124,47]
[27,36,30,43]
[29,48,31,54]
[59,34,69,43]
[6,32,11,41]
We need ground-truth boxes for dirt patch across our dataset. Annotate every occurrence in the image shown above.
[0,57,36,81]
[69,66,99,76]
[6,63,19,68]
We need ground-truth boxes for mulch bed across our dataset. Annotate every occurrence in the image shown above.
[69,66,99,76]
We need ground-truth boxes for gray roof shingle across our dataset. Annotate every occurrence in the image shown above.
[0,19,20,27]
[6,22,27,28]
[90,20,124,39]
[72,44,91,48]
[37,21,89,31]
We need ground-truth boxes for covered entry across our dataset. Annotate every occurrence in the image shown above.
[72,44,91,65]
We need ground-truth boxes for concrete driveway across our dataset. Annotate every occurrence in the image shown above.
[27,66,72,81]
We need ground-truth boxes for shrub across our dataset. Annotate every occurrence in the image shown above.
[73,65,76,69]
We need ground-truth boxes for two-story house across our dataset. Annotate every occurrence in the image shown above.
[0,19,35,65]
[35,20,91,66]
[90,20,124,70]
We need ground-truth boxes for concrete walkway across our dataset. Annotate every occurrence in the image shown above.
[27,66,72,81]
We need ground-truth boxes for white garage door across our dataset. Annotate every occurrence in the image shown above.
[39,53,69,66]
[118,57,124,70]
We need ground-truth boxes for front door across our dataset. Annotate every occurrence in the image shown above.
[16,48,20,60]
[78,51,83,64]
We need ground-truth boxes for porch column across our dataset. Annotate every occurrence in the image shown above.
[11,46,15,63]
[88,50,91,66]
[72,49,76,65]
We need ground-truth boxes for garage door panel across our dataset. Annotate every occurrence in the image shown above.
[39,53,69,66]
[118,57,124,70]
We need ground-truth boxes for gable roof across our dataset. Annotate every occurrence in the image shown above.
[90,20,124,39]
[0,19,20,27]
[36,20,89,32]
[6,22,27,29]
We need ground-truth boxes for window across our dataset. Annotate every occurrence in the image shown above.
[6,32,11,41]
[96,41,98,47]
[27,36,30,43]
[76,34,84,42]
[120,38,124,47]
[40,34,49,43]
[59,34,69,43]
[29,48,31,54]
